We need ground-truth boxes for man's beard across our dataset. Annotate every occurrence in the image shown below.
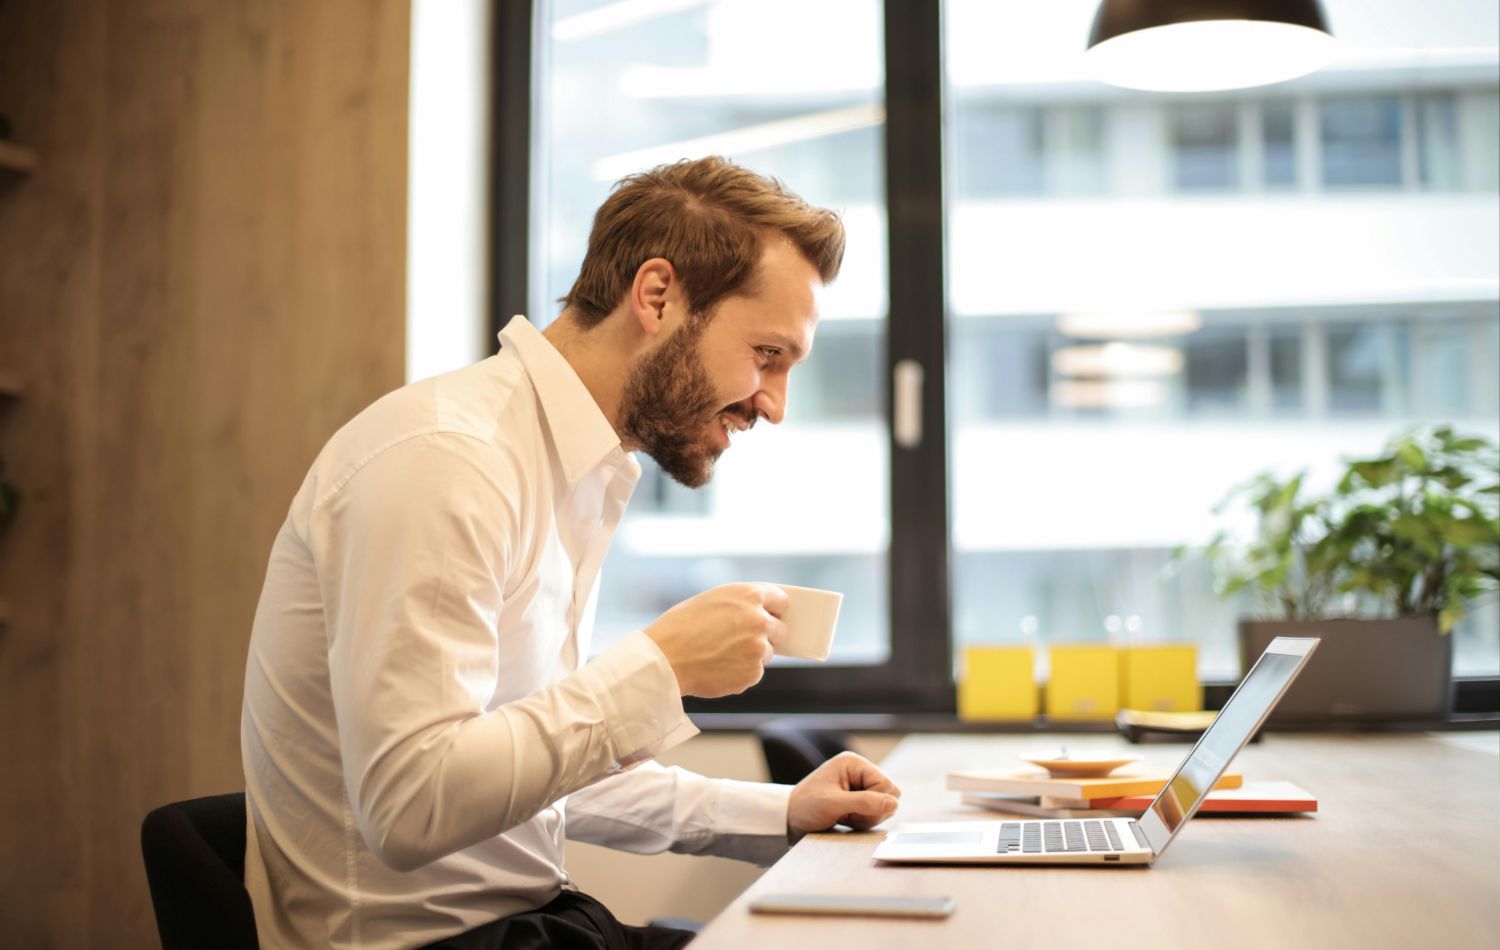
[619,317,744,488]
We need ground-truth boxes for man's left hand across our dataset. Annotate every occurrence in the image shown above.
[786,752,901,842]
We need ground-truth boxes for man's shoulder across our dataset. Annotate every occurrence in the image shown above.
[304,356,544,510]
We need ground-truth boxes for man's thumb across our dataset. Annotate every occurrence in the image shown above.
[852,790,899,816]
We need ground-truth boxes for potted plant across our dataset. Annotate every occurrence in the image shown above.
[1201,426,1499,722]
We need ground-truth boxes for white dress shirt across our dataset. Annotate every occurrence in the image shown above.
[241,315,792,950]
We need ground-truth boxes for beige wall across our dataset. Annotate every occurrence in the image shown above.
[0,1,410,945]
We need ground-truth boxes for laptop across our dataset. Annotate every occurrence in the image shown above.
[872,636,1319,866]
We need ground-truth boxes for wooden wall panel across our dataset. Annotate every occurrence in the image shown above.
[0,1,410,945]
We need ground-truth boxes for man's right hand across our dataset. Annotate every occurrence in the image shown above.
[644,583,790,698]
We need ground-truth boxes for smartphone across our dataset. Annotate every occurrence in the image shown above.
[748,893,955,919]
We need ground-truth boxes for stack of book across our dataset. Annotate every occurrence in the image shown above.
[948,768,1317,818]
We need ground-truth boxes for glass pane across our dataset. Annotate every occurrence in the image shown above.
[1172,104,1239,191]
[952,320,1051,420]
[1268,324,1304,411]
[1325,322,1387,413]
[1184,326,1249,413]
[955,103,1045,197]
[1466,91,1500,190]
[1320,95,1402,187]
[1262,101,1298,189]
[535,0,890,663]
[1417,93,1462,189]
[945,0,1500,678]
[1052,107,1109,195]
[1411,316,1471,416]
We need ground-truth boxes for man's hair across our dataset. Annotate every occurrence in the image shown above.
[560,156,846,327]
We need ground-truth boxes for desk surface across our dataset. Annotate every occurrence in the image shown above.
[692,732,1500,950]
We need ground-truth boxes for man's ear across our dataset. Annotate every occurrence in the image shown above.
[630,258,677,338]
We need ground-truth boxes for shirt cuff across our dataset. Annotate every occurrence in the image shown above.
[712,778,794,837]
[575,630,699,769]
[708,779,795,866]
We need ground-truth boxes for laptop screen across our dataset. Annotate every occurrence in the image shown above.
[1140,639,1317,854]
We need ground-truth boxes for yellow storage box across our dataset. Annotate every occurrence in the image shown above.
[1121,643,1201,713]
[957,645,1038,722]
[1045,644,1121,721]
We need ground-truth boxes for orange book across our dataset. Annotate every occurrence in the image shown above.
[1093,781,1317,813]
[962,781,1317,818]
[947,768,1243,801]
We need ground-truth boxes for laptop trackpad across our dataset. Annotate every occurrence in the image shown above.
[891,832,985,846]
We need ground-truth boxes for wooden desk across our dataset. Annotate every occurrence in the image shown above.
[692,732,1500,950]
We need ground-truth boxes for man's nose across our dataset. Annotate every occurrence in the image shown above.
[754,376,788,425]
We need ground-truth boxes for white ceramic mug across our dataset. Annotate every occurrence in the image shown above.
[769,584,844,661]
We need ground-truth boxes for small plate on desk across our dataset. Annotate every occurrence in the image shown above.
[1019,751,1139,778]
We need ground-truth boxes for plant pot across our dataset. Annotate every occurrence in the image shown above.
[1238,616,1452,723]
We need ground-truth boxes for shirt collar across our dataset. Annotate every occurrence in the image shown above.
[498,315,624,487]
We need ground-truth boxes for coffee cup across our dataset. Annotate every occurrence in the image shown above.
[768,584,844,661]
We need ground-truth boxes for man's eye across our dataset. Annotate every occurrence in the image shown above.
[758,347,780,361]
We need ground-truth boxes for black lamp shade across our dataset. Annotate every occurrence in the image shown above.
[1085,0,1335,91]
[1088,0,1331,49]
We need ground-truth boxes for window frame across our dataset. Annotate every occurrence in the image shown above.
[492,0,1498,718]
[494,0,954,714]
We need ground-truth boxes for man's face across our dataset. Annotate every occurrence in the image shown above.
[620,239,821,488]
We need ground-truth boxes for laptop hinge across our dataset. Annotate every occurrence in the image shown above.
[1130,821,1150,850]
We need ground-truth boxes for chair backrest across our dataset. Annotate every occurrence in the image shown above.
[755,720,851,785]
[140,792,259,950]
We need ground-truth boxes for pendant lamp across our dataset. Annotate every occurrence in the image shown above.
[1086,0,1335,92]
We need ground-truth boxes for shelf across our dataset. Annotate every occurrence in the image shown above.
[0,371,21,397]
[0,141,38,174]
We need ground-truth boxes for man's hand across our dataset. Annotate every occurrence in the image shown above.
[786,752,901,842]
[643,583,789,698]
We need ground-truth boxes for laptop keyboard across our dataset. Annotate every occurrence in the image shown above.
[997,820,1125,854]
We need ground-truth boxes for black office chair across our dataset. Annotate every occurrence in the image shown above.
[755,718,851,785]
[141,792,259,950]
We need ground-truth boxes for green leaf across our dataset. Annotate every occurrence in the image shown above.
[1349,459,1401,489]
[1395,440,1429,472]
[1441,517,1500,547]
[1438,599,1464,634]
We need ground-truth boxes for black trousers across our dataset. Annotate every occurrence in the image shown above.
[419,891,696,950]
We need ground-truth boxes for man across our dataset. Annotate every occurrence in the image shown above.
[241,156,901,949]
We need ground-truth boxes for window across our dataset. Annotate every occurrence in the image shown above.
[1267,323,1304,412]
[1184,327,1249,413]
[1325,321,1393,414]
[955,104,1045,197]
[503,0,1500,705]
[1417,93,1462,190]
[516,0,952,712]
[943,2,1499,681]
[1261,101,1298,189]
[1172,103,1240,191]
[1320,95,1403,187]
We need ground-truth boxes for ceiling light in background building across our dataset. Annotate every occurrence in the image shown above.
[1085,0,1336,92]
[1057,309,1203,339]
[1051,378,1169,410]
[1052,342,1185,377]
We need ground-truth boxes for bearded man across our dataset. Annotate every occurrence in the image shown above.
[240,156,901,950]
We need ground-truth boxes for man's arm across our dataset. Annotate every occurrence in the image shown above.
[564,762,795,866]
[308,433,697,872]
[564,752,901,866]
